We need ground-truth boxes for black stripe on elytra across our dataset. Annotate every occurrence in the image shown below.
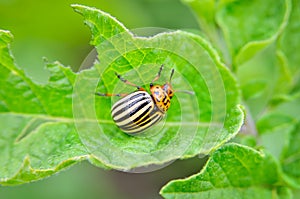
[121,113,160,133]
[123,111,161,131]
[127,114,162,133]
[114,100,150,123]
[111,92,146,112]
[120,114,150,131]
[112,92,145,113]
[112,96,150,118]
[118,105,152,129]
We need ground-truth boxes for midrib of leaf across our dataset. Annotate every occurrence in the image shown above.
[1,112,75,123]
[1,112,221,127]
[1,4,245,184]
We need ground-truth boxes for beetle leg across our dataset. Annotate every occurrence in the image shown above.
[151,64,164,84]
[115,72,141,90]
[95,92,128,97]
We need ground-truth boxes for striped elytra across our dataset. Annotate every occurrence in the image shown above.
[95,65,191,135]
[111,91,164,134]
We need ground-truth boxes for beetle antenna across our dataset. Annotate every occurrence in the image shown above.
[169,68,175,83]
[150,64,164,86]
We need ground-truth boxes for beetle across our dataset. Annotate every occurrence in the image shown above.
[96,65,192,134]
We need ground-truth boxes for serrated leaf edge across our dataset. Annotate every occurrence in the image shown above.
[0,154,89,186]
[160,143,270,195]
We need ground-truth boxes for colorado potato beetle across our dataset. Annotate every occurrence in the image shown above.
[96,65,192,134]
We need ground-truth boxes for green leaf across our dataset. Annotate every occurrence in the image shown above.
[0,30,90,185]
[184,0,297,118]
[217,0,291,67]
[237,45,280,118]
[0,4,243,185]
[276,98,300,188]
[183,0,291,68]
[235,0,300,112]
[71,4,244,170]
[181,0,231,65]
[256,95,300,188]
[281,122,300,188]
[160,143,283,199]
[277,0,300,95]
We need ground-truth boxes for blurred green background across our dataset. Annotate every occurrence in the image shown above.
[0,0,203,198]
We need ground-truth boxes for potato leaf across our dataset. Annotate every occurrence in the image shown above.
[0,30,89,185]
[0,4,243,185]
[184,0,291,68]
[72,4,244,169]
[160,143,285,199]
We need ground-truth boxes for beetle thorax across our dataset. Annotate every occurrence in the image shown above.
[150,85,172,113]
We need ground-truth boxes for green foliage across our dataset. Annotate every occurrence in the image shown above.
[71,5,243,169]
[0,4,243,185]
[0,0,300,198]
[161,0,300,198]
[161,143,284,199]
[0,30,89,185]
